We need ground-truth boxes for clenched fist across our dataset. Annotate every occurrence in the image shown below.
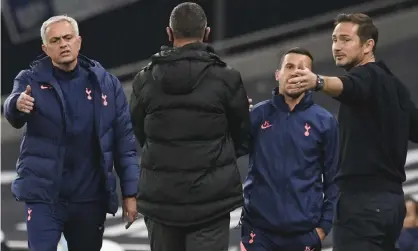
[16,85,35,114]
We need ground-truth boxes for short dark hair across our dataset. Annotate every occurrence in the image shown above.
[279,47,314,66]
[405,195,418,215]
[169,2,207,39]
[334,13,379,53]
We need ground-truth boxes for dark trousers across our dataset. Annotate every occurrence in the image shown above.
[144,214,230,251]
[240,219,322,251]
[25,201,106,251]
[332,191,406,251]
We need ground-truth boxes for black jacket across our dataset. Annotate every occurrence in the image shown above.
[129,43,250,226]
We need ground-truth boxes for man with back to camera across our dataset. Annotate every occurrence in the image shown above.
[3,15,139,251]
[240,47,339,251]
[129,2,251,251]
[285,13,418,251]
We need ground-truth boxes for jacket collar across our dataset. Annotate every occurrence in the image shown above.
[29,54,106,83]
[271,87,314,112]
[150,42,222,65]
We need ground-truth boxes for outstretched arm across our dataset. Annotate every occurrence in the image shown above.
[4,71,33,129]
[286,66,374,106]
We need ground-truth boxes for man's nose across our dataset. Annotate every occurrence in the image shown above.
[59,44,69,50]
[290,71,299,78]
[333,42,342,51]
[58,39,68,47]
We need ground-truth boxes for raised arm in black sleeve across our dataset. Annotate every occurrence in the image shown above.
[129,70,147,147]
[226,71,251,157]
[334,65,374,105]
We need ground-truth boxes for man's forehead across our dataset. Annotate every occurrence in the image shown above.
[333,22,358,36]
[45,21,75,37]
[283,53,312,66]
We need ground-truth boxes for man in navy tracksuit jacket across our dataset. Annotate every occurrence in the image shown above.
[241,48,339,251]
[3,16,139,251]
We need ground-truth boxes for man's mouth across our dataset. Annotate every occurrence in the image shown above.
[334,54,345,60]
[60,50,71,55]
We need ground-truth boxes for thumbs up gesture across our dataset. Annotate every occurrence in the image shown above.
[16,85,35,114]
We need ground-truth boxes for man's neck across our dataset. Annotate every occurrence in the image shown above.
[357,54,376,67]
[52,59,78,72]
[283,93,305,111]
[173,39,201,48]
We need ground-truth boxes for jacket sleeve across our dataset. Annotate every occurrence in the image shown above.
[397,230,415,251]
[111,75,140,198]
[318,116,340,235]
[226,71,251,158]
[334,66,374,106]
[235,102,266,157]
[409,100,418,143]
[4,70,31,129]
[129,70,147,147]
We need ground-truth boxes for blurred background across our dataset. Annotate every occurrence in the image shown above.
[1,0,418,250]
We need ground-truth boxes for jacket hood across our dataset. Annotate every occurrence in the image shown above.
[149,42,225,95]
[271,87,314,112]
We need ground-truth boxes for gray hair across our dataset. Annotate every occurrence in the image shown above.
[40,15,79,44]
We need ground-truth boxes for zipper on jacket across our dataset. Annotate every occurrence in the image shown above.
[48,82,67,205]
[283,112,291,223]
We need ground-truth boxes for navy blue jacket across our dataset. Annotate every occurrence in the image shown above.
[243,90,339,235]
[398,228,418,251]
[3,55,139,214]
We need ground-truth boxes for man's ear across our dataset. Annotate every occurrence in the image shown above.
[275,70,280,81]
[203,27,211,41]
[363,38,375,54]
[166,27,173,42]
[76,36,82,50]
[42,44,47,55]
